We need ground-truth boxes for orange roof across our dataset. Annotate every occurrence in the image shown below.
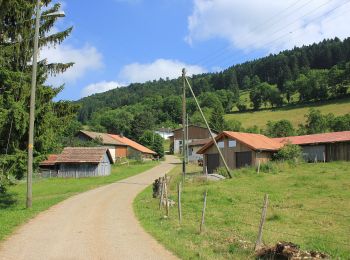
[39,154,58,166]
[108,134,156,155]
[273,131,350,145]
[197,131,283,154]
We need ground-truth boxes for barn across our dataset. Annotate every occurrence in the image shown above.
[197,131,282,173]
[54,147,113,178]
[273,131,350,162]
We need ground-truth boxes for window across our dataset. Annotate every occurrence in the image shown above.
[229,140,236,148]
[218,141,224,148]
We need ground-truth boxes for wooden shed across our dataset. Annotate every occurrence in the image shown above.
[55,147,113,178]
[273,131,350,162]
[197,131,282,173]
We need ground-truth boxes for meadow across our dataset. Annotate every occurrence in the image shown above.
[134,161,350,259]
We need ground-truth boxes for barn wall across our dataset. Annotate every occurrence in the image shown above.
[173,126,213,140]
[116,145,127,158]
[326,142,350,161]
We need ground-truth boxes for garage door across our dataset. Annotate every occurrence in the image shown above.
[206,154,220,174]
[236,151,252,168]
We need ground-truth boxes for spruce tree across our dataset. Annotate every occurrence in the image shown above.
[0,1,76,185]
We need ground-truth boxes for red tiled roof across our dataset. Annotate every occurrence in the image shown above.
[55,147,112,164]
[197,131,283,154]
[39,154,58,166]
[79,130,126,146]
[108,134,157,155]
[273,131,350,145]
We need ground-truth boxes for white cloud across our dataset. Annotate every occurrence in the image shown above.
[40,44,103,86]
[82,81,123,97]
[119,58,207,83]
[186,0,350,52]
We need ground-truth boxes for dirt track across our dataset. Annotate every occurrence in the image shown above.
[0,156,179,260]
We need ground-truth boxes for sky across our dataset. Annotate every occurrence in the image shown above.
[42,0,350,101]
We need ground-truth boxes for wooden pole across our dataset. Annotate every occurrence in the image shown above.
[184,74,232,178]
[205,166,208,182]
[159,177,165,210]
[164,180,169,217]
[257,160,261,174]
[178,182,182,224]
[199,190,208,233]
[323,151,326,163]
[182,69,186,180]
[255,194,269,251]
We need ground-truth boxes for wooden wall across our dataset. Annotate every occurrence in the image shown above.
[203,136,273,172]
[326,142,350,161]
[173,126,213,140]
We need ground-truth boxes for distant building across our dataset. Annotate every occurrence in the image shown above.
[273,131,350,162]
[171,125,217,154]
[39,147,113,178]
[188,138,211,162]
[154,127,173,139]
[77,130,157,160]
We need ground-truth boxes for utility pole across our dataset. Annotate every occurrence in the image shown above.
[184,72,232,178]
[186,113,189,163]
[27,0,41,208]
[182,68,186,179]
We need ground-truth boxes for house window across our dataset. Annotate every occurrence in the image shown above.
[229,140,236,148]
[218,141,224,148]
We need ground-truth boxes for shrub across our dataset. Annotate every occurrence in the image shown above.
[274,143,302,161]
[236,102,247,112]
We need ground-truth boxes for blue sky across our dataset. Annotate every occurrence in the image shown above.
[43,0,350,100]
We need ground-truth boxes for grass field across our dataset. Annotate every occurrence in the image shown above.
[134,161,350,259]
[226,97,350,129]
[0,161,158,241]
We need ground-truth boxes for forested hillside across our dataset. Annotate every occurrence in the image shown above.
[78,37,350,128]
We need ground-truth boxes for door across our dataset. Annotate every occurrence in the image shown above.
[206,154,220,174]
[236,151,252,168]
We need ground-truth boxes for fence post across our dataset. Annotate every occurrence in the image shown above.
[205,166,208,181]
[159,177,165,210]
[257,160,261,174]
[255,194,269,251]
[178,182,182,224]
[164,180,169,217]
[199,190,208,234]
[323,152,326,163]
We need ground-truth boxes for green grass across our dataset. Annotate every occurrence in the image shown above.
[134,161,350,259]
[0,161,158,241]
[226,97,350,129]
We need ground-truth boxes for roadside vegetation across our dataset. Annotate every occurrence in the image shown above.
[134,161,350,259]
[0,161,158,241]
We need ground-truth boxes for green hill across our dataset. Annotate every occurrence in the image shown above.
[225,97,350,130]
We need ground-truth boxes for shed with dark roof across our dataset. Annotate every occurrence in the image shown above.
[197,131,283,173]
[54,147,113,178]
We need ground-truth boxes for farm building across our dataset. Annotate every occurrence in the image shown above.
[54,147,113,178]
[76,130,127,162]
[39,154,59,178]
[188,138,211,162]
[108,134,157,159]
[197,131,283,173]
[273,131,350,162]
[77,130,156,160]
[171,125,217,154]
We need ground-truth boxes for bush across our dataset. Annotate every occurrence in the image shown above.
[274,143,302,161]
[236,102,247,112]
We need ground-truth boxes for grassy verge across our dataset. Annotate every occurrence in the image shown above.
[226,97,350,129]
[134,161,350,259]
[0,161,158,241]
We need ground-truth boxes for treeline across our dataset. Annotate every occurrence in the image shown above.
[78,37,350,124]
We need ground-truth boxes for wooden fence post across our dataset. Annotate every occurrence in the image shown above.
[205,166,208,181]
[199,190,208,234]
[257,160,261,174]
[164,180,169,217]
[255,194,269,251]
[178,182,182,224]
[323,152,326,163]
[159,177,165,210]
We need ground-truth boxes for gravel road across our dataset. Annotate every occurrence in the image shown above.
[0,155,179,260]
